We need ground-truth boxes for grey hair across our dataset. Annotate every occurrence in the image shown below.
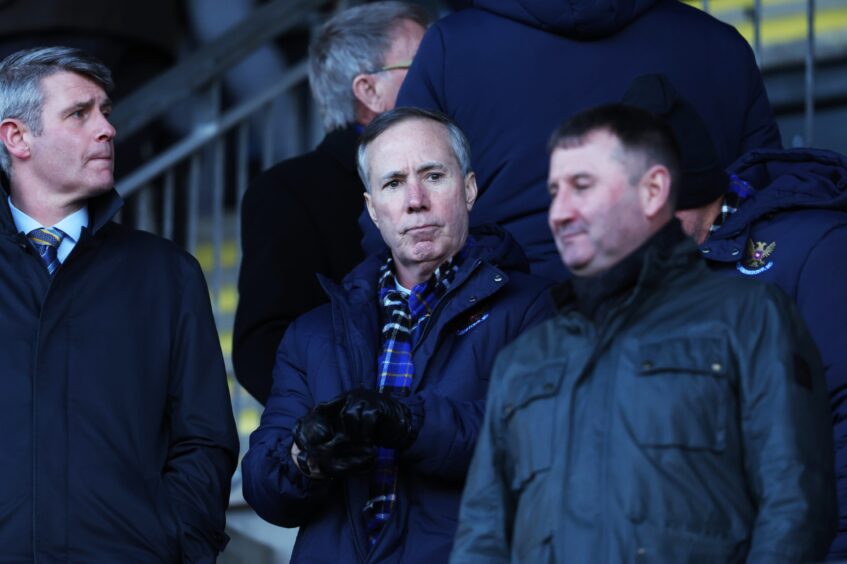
[0,46,113,175]
[308,1,429,133]
[357,107,472,192]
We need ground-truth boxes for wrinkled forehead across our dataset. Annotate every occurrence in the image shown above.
[367,118,458,174]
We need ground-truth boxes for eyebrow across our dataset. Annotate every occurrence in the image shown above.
[60,96,112,115]
[378,161,448,183]
[416,161,447,174]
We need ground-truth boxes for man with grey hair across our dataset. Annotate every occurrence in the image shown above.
[234,1,428,404]
[0,46,238,561]
[242,107,553,563]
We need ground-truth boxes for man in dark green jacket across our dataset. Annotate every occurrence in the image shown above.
[451,104,836,563]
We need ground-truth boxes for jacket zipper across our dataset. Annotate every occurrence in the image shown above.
[27,236,54,564]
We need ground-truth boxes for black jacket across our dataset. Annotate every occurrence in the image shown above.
[0,188,239,562]
[234,126,365,404]
[453,226,836,563]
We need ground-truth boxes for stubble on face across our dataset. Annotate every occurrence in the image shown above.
[548,131,651,277]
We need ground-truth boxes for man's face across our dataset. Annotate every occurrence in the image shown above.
[373,18,426,112]
[23,71,115,201]
[364,118,477,285]
[548,130,651,277]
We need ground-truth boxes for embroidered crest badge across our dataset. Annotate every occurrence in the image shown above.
[456,305,490,336]
[736,239,776,275]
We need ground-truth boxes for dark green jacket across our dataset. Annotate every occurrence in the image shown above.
[452,237,836,563]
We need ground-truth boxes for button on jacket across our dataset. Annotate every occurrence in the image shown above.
[453,236,836,563]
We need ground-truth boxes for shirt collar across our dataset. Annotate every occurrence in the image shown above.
[7,196,89,243]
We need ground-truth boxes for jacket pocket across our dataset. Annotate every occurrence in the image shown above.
[621,337,730,452]
[502,362,564,492]
[514,530,556,564]
[145,475,183,561]
[632,521,748,563]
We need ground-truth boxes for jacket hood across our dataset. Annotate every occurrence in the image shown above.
[720,148,847,235]
[473,0,658,38]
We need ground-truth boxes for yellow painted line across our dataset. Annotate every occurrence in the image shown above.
[238,407,261,435]
[195,240,239,272]
[735,7,847,44]
[684,0,797,17]
[220,330,232,358]
[217,285,238,314]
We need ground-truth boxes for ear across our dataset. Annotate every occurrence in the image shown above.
[352,73,381,124]
[363,190,379,228]
[0,118,31,161]
[638,164,672,219]
[464,172,478,211]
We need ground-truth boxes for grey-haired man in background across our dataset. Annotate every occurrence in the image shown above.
[234,1,428,404]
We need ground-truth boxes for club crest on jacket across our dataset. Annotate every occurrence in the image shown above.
[737,239,776,275]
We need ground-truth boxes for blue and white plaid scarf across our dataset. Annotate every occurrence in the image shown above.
[363,256,459,547]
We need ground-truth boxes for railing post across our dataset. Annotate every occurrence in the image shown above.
[805,0,816,146]
[753,0,763,65]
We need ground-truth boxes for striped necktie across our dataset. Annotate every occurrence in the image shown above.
[28,227,64,275]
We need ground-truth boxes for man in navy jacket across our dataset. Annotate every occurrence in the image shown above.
[0,47,238,562]
[628,76,847,560]
[241,107,553,563]
[368,0,782,280]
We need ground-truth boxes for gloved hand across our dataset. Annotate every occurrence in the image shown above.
[339,389,415,450]
[293,397,375,478]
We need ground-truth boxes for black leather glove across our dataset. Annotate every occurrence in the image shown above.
[293,397,375,478]
[339,389,415,450]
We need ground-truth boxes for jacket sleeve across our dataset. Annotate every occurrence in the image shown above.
[164,259,240,563]
[741,286,837,562]
[240,319,337,527]
[449,351,515,564]
[233,176,331,405]
[796,223,847,556]
[399,286,553,481]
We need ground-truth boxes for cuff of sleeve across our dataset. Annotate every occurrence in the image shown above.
[276,436,331,493]
[399,394,425,450]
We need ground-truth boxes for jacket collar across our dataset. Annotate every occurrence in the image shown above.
[0,184,123,238]
[554,219,699,311]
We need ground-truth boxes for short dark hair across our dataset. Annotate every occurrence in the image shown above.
[548,104,682,208]
[0,46,113,175]
[357,106,472,192]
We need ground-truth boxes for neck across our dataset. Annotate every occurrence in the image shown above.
[395,260,440,289]
[688,197,724,244]
[10,183,84,226]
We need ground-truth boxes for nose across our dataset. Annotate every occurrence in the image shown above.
[405,178,430,212]
[95,111,116,142]
[548,185,575,228]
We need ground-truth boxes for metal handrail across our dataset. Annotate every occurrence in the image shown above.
[110,0,327,139]
[115,61,309,197]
